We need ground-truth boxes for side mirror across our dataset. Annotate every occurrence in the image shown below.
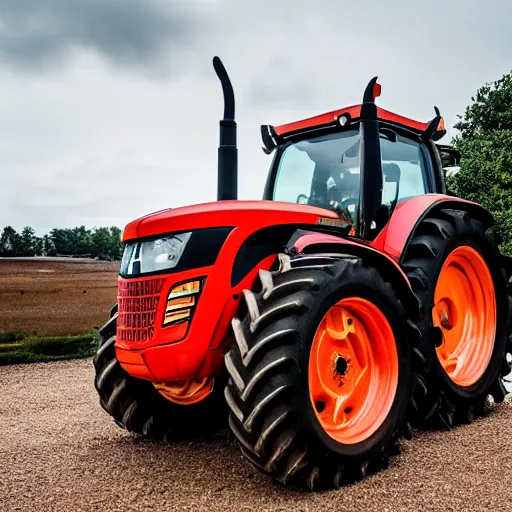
[436,144,461,168]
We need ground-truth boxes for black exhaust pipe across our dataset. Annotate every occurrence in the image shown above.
[213,56,237,201]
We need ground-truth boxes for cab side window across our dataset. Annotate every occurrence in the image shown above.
[380,134,429,205]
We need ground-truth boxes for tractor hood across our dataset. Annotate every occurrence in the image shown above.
[122,200,347,242]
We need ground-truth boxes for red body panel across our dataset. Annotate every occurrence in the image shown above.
[123,200,338,242]
[293,233,412,290]
[273,105,430,137]
[116,201,342,383]
[371,194,481,261]
[274,105,361,136]
[116,195,483,386]
[292,195,484,292]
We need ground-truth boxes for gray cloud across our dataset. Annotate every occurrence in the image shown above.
[0,0,202,73]
[245,57,321,110]
[1,0,512,235]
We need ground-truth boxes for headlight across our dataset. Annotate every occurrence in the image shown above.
[140,233,192,273]
[120,232,192,276]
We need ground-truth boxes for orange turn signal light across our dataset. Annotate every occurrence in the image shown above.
[163,280,202,326]
[373,82,382,100]
[167,295,195,311]
[169,280,201,298]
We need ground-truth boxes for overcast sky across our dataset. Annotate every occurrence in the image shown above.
[0,0,511,234]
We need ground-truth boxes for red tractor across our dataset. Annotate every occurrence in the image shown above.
[93,57,512,490]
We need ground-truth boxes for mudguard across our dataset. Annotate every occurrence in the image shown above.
[292,194,496,320]
[371,194,494,263]
[293,232,420,320]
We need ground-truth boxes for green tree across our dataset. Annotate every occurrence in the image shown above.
[19,226,37,256]
[69,226,93,255]
[108,226,123,260]
[1,225,121,259]
[42,235,57,256]
[50,228,78,255]
[91,227,112,259]
[50,228,69,254]
[89,226,122,260]
[33,237,44,256]
[448,72,512,254]
[0,226,21,256]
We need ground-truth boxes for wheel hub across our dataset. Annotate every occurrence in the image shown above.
[434,298,456,330]
[334,353,349,376]
[332,353,351,386]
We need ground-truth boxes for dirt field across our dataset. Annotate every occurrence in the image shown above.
[0,258,119,336]
[0,359,511,512]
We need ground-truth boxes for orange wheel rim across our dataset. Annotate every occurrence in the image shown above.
[308,297,399,445]
[433,245,496,387]
[154,377,214,405]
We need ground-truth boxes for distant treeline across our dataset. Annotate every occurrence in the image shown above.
[0,225,123,261]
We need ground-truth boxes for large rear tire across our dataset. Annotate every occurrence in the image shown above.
[401,208,511,428]
[93,311,227,440]
[224,254,424,490]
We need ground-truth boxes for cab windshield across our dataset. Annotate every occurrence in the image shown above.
[272,129,361,222]
[272,127,429,226]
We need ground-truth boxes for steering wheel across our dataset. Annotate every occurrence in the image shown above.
[338,197,359,209]
[296,194,309,204]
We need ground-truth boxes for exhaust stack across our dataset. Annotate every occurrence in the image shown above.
[213,56,237,201]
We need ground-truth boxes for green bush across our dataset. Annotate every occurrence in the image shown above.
[24,333,96,356]
[0,330,24,344]
[0,350,31,365]
[0,342,23,353]
[0,330,98,365]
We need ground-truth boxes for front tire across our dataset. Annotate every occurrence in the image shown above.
[224,254,422,490]
[93,311,227,440]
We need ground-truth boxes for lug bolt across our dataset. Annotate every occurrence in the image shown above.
[440,309,452,329]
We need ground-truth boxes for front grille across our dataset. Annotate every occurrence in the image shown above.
[117,278,166,343]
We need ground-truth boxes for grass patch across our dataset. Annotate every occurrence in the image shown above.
[0,342,24,352]
[0,329,25,344]
[0,330,99,365]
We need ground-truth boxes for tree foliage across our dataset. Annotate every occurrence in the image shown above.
[448,72,512,255]
[0,225,122,260]
[0,226,21,256]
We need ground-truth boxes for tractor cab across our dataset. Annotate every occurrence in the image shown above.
[261,84,460,240]
[267,126,427,229]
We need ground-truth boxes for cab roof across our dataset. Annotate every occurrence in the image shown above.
[261,79,447,153]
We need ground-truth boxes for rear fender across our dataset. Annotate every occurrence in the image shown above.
[294,233,420,320]
[371,194,494,263]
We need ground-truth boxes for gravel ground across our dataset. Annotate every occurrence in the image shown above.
[1,359,512,512]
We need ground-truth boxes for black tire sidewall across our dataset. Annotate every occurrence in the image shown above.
[293,273,412,459]
[415,230,508,400]
[93,328,228,438]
